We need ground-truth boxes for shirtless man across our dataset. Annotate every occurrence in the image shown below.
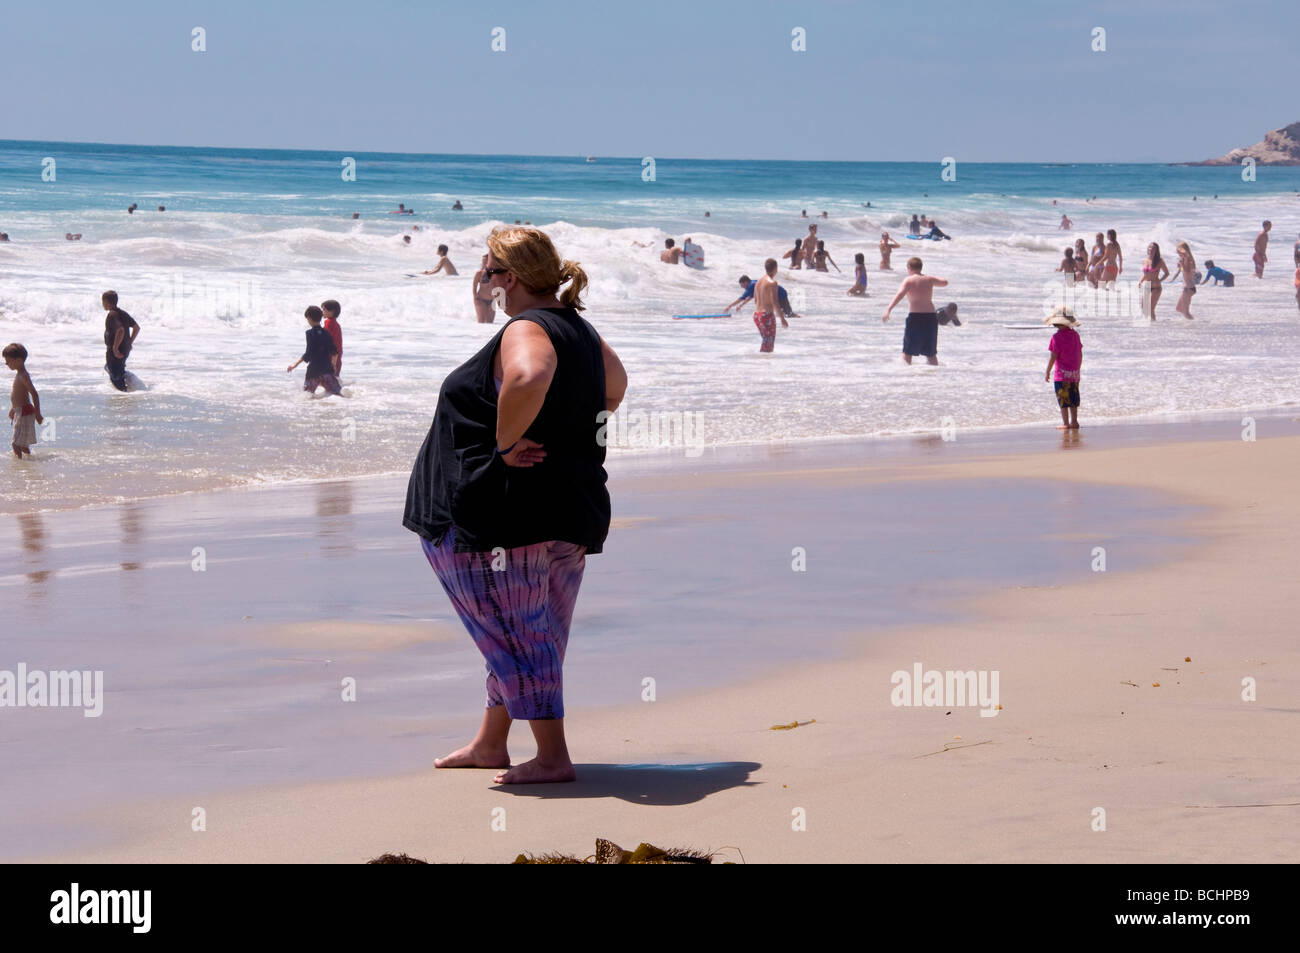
[1253,220,1271,278]
[659,238,683,264]
[802,224,819,268]
[752,258,789,353]
[883,256,948,366]
[423,244,458,275]
[879,232,900,269]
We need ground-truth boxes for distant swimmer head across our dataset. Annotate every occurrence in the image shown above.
[351,212,359,219]
[158,205,165,211]
[437,244,449,256]
[664,238,675,248]
[764,258,778,275]
[403,235,411,244]
[907,256,923,273]
[487,225,589,313]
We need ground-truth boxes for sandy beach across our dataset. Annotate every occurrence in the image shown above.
[11,415,1299,864]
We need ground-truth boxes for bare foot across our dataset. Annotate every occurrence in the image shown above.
[1069,423,1080,429]
[1056,424,1070,429]
[434,743,510,769]
[493,756,576,784]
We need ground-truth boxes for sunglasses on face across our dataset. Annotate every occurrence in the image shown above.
[482,267,509,279]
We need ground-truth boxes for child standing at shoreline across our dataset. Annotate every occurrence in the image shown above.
[286,306,342,397]
[1044,308,1082,429]
[4,343,43,457]
[321,299,343,377]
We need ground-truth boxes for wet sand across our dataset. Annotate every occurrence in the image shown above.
[6,414,1300,862]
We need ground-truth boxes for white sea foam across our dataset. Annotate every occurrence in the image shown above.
[2,191,1298,512]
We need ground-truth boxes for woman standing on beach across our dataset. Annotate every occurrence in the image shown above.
[1087,232,1105,288]
[1099,229,1123,289]
[1139,242,1170,321]
[1073,238,1089,284]
[403,226,628,784]
[1170,241,1197,320]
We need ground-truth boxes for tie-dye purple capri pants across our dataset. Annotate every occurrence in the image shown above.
[422,529,587,720]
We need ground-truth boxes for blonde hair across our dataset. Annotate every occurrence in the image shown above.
[1177,241,1196,271]
[486,226,589,311]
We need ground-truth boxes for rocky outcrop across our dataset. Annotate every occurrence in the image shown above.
[1189,121,1300,166]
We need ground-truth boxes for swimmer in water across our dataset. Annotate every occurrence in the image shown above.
[1056,247,1076,285]
[847,253,868,296]
[423,244,458,275]
[782,238,804,270]
[879,232,900,269]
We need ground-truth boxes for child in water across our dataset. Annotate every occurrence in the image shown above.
[847,253,868,296]
[5,343,43,457]
[1044,308,1082,430]
[1055,247,1076,284]
[287,306,342,397]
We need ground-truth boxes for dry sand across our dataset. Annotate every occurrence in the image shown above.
[25,433,1300,863]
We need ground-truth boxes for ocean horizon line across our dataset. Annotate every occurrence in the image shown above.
[0,137,1244,168]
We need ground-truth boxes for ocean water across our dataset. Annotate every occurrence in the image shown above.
[3,139,1300,513]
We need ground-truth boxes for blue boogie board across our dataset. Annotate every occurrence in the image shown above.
[672,313,733,320]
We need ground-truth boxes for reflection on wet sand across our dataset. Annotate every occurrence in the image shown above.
[119,503,143,572]
[18,512,50,589]
[315,481,355,558]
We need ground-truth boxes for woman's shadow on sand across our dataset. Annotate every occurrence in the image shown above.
[492,762,761,805]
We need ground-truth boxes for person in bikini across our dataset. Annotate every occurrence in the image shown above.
[782,238,804,269]
[883,256,948,365]
[472,254,496,323]
[1169,242,1197,320]
[1087,232,1105,288]
[812,239,840,273]
[879,232,900,269]
[1073,238,1089,284]
[1138,242,1170,320]
[1098,229,1123,289]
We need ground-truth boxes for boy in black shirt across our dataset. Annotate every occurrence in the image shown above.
[101,290,141,391]
[286,306,341,396]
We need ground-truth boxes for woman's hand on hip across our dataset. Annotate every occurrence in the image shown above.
[502,437,546,468]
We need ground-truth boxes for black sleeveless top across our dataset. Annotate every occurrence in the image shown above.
[402,307,610,554]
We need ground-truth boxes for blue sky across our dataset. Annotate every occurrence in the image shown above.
[1,0,1295,162]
